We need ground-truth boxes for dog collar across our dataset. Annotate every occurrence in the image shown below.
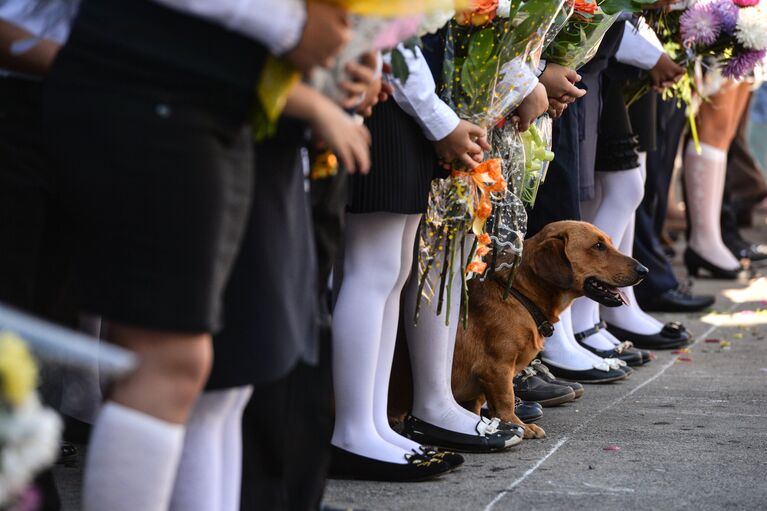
[506,287,555,338]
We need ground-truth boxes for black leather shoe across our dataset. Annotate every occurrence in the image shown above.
[638,284,715,313]
[514,370,576,407]
[419,446,465,469]
[515,397,543,422]
[684,248,742,279]
[328,446,452,482]
[528,359,584,398]
[401,415,522,453]
[727,237,767,263]
[606,322,691,350]
[543,361,628,383]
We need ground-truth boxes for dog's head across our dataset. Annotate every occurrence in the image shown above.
[524,221,648,307]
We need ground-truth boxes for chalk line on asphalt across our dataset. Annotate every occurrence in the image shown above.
[482,305,736,511]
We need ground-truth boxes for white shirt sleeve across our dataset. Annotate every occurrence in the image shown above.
[615,20,663,71]
[151,0,305,55]
[385,45,460,142]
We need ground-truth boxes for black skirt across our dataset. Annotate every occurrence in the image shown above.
[41,0,260,333]
[595,77,640,172]
[348,100,439,214]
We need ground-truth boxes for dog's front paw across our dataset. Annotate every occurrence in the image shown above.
[523,424,546,439]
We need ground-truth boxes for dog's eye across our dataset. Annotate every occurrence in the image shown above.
[593,242,606,251]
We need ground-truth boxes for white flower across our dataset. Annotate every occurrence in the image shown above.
[497,0,512,18]
[735,4,767,50]
[0,395,62,506]
[417,9,455,36]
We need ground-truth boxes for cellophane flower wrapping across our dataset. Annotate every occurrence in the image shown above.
[255,0,468,140]
[0,332,62,509]
[415,0,566,325]
[544,0,620,70]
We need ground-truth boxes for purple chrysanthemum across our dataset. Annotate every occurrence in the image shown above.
[722,49,766,79]
[680,4,722,46]
[709,0,738,34]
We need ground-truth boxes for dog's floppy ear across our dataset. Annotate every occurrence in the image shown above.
[530,236,574,289]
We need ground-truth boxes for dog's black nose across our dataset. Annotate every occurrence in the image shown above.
[635,263,649,277]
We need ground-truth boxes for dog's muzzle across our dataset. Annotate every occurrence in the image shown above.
[583,277,629,307]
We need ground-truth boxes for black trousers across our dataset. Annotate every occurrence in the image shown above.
[239,159,347,511]
[527,100,582,236]
[634,97,686,301]
[0,77,69,511]
[240,331,333,511]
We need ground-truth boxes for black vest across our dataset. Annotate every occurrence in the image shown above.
[70,0,267,92]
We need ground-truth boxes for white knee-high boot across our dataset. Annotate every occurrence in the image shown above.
[683,141,740,270]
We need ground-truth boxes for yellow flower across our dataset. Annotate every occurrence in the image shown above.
[0,331,38,408]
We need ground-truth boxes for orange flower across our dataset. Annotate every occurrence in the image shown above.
[476,245,491,257]
[573,0,596,15]
[455,0,498,26]
[466,261,488,274]
[477,233,492,245]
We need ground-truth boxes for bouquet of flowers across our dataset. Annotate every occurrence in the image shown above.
[544,0,621,69]
[0,332,61,511]
[415,0,567,325]
[254,0,471,140]
[632,0,767,150]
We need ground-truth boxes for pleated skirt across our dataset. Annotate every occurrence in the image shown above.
[348,100,439,214]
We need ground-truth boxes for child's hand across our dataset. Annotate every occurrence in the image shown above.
[310,100,371,174]
[339,51,379,111]
[286,2,351,72]
[547,97,567,119]
[539,63,586,104]
[512,83,548,132]
[649,53,685,92]
[433,120,491,169]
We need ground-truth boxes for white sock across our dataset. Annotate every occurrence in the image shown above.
[83,402,185,511]
[405,235,486,436]
[373,215,424,453]
[331,213,411,464]
[571,296,615,350]
[219,387,252,511]
[170,386,252,511]
[575,164,645,350]
[541,308,614,371]
[601,215,664,335]
[683,141,740,270]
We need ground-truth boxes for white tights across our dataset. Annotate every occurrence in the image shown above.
[404,235,487,436]
[331,212,423,464]
[170,386,253,511]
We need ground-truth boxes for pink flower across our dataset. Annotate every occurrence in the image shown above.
[733,0,758,6]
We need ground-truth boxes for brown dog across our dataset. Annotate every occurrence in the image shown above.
[451,220,647,438]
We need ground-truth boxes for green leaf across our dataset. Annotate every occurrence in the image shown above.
[390,49,410,84]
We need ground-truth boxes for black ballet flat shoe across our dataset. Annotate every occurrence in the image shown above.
[684,248,742,279]
[606,322,690,350]
[543,361,628,383]
[419,446,465,469]
[328,446,452,482]
[574,323,644,367]
[528,359,585,398]
[401,415,522,453]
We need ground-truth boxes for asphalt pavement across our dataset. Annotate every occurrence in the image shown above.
[53,220,767,511]
[324,221,767,511]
